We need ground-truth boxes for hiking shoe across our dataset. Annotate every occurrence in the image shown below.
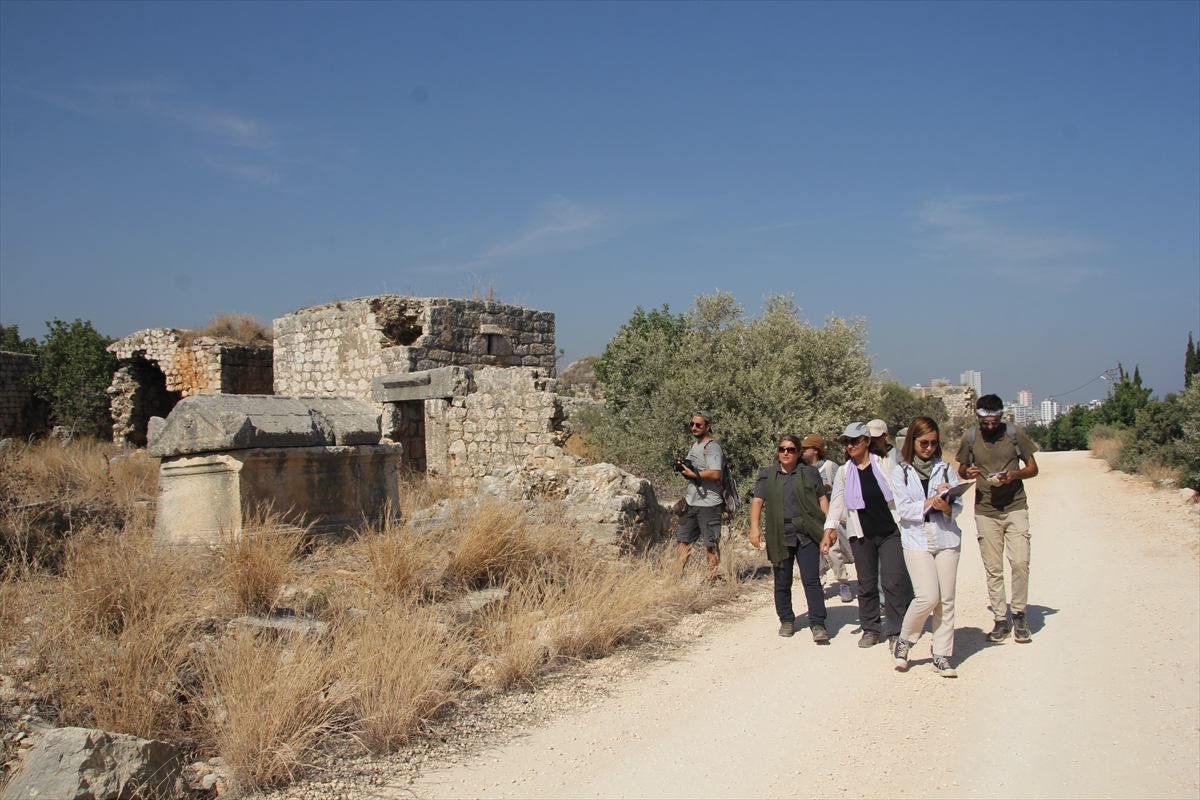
[1013,612,1032,643]
[811,624,829,644]
[839,583,854,603]
[893,638,912,671]
[858,631,880,648]
[932,656,957,678]
[887,634,898,653]
[779,621,795,637]
[986,620,1011,643]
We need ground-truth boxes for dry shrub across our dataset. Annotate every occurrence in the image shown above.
[202,630,351,792]
[1089,428,1124,468]
[397,471,460,513]
[193,312,272,344]
[444,501,537,588]
[0,439,157,570]
[347,603,471,753]
[36,531,211,738]
[1142,458,1183,486]
[365,523,441,600]
[221,518,304,614]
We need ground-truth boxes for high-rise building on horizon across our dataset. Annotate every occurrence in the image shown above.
[1041,399,1060,424]
[960,370,982,396]
[1017,389,1033,407]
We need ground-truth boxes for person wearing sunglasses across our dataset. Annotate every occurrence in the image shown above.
[750,434,831,643]
[801,433,855,604]
[675,411,725,580]
[823,422,908,649]
[890,416,962,677]
[955,394,1039,644]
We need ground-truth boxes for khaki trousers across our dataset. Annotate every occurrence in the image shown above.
[900,543,960,657]
[819,534,850,583]
[975,509,1030,620]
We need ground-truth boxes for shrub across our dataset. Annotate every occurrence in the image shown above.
[1088,425,1124,468]
[191,312,272,344]
[589,292,879,487]
[220,517,304,614]
[29,319,118,438]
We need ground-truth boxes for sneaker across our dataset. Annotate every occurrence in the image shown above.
[779,621,795,637]
[1013,612,1032,643]
[986,619,1011,643]
[858,631,880,648]
[811,624,829,644]
[887,634,898,653]
[932,655,957,678]
[839,583,854,603]
[893,638,912,671]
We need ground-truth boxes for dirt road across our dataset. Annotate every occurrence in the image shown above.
[383,452,1198,799]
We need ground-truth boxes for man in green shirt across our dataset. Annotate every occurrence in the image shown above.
[955,394,1040,644]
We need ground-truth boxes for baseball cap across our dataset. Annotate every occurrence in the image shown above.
[866,419,888,438]
[838,422,871,442]
[800,433,826,455]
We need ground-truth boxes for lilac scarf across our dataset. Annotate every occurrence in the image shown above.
[844,454,893,510]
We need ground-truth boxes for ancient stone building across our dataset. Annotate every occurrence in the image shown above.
[911,380,977,423]
[272,296,556,400]
[0,351,40,438]
[107,329,274,446]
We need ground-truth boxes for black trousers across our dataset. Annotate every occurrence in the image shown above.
[773,539,827,626]
[851,531,909,637]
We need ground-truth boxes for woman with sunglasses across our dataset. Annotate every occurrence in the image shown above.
[889,416,962,677]
[750,434,831,643]
[822,422,908,649]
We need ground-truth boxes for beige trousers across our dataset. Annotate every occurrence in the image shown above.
[818,527,850,583]
[900,538,960,658]
[975,509,1030,620]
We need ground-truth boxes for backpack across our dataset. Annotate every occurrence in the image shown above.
[966,423,1020,467]
[702,440,742,513]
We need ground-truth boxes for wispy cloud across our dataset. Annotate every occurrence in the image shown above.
[28,82,319,185]
[912,194,1103,286]
[419,197,608,273]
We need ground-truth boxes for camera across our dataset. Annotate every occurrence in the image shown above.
[674,457,698,475]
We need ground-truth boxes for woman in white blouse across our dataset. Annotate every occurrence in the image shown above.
[889,416,962,677]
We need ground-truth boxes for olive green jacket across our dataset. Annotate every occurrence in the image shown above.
[762,465,826,568]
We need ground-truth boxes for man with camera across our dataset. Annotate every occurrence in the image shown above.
[675,411,725,580]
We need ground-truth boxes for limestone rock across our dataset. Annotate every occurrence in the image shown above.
[4,726,183,800]
[372,366,473,402]
[148,394,380,457]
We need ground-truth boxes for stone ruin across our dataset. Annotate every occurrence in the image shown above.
[107,328,273,446]
[0,351,40,438]
[146,294,670,552]
[911,380,977,426]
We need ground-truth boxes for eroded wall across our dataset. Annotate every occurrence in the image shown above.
[0,352,38,438]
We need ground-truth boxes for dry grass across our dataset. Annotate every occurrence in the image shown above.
[1,439,758,794]
[1141,458,1184,486]
[192,312,272,344]
[346,603,472,754]
[201,630,351,793]
[1089,433,1124,467]
[220,517,305,614]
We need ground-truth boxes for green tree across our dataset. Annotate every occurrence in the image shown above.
[1187,332,1198,388]
[30,319,118,437]
[876,379,949,437]
[0,324,39,355]
[1175,382,1200,489]
[1095,364,1152,428]
[588,292,879,489]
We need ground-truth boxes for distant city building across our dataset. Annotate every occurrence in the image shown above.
[960,370,982,396]
[1011,404,1033,426]
[1041,399,1060,424]
[1088,398,1105,411]
[1017,389,1033,407]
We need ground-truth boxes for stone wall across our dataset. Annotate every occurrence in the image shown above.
[272,296,556,400]
[107,329,273,446]
[912,382,976,423]
[0,351,39,438]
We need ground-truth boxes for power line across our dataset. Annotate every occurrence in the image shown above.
[1047,368,1119,401]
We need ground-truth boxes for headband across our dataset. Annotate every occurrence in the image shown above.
[976,408,1003,418]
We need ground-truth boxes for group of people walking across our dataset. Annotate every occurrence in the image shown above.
[675,394,1039,677]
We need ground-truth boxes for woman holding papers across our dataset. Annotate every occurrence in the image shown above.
[889,416,965,677]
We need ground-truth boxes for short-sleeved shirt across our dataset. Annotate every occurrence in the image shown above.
[856,464,899,538]
[815,458,837,491]
[955,424,1038,518]
[754,463,828,546]
[685,439,724,507]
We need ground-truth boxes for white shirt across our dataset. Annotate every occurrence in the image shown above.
[889,458,964,551]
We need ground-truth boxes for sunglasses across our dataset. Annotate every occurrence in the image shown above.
[777,446,798,453]
[689,422,706,428]
[843,436,867,446]
[915,438,939,448]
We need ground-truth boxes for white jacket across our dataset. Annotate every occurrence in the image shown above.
[889,458,964,551]
[822,454,900,539]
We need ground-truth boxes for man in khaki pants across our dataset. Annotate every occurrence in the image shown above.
[955,394,1039,643]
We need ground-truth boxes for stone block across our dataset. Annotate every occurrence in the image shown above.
[372,366,473,403]
[155,444,402,547]
[5,726,182,800]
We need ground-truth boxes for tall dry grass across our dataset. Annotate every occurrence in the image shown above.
[201,630,352,793]
[191,312,272,344]
[220,517,305,614]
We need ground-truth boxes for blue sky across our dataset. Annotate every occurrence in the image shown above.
[2,1,1197,405]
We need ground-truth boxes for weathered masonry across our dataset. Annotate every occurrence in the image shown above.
[107,329,274,446]
[272,296,556,400]
[0,351,39,438]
